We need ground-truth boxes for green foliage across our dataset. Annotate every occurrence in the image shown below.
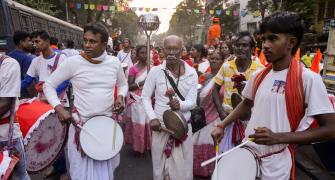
[15,0,62,16]
[246,0,273,19]
[167,0,203,44]
[246,0,318,31]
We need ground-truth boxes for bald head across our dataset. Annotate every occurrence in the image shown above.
[163,35,183,64]
[163,35,183,48]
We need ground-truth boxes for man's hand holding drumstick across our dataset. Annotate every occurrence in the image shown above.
[55,104,73,123]
[249,127,282,145]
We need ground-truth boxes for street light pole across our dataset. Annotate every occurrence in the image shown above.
[138,14,160,72]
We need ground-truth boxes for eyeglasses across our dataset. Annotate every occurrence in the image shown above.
[164,48,181,54]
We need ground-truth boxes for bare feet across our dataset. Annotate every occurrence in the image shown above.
[59,174,70,180]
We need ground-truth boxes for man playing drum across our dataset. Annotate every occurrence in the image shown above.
[212,11,335,179]
[43,22,128,180]
[21,30,69,105]
[0,54,30,179]
[142,35,198,180]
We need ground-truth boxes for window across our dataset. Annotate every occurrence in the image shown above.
[247,22,257,34]
[20,14,32,32]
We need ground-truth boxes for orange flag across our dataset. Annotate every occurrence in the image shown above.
[259,50,267,66]
[254,47,259,57]
[294,48,300,61]
[311,48,322,73]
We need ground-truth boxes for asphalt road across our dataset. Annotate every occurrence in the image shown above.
[29,144,335,180]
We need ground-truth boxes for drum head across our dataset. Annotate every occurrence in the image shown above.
[80,116,123,161]
[163,110,188,140]
[212,148,258,180]
[24,113,68,173]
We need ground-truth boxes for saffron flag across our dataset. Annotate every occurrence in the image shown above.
[259,50,267,66]
[254,47,259,57]
[294,48,300,61]
[310,48,322,73]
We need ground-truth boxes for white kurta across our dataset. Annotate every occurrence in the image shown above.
[43,51,128,180]
[0,56,22,141]
[141,61,198,180]
[242,68,334,180]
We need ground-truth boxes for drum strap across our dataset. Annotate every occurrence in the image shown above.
[163,69,185,101]
[71,107,86,157]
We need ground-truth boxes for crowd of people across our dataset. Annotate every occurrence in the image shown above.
[0,11,335,180]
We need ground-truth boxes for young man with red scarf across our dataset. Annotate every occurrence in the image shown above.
[212,11,335,179]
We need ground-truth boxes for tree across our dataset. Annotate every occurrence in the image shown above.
[246,0,273,20]
[167,0,203,44]
[15,0,62,16]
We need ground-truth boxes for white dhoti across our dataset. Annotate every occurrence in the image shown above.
[151,124,193,180]
[67,125,120,180]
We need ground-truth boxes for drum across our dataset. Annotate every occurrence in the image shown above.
[211,147,261,180]
[79,116,123,161]
[16,99,68,173]
[162,110,188,140]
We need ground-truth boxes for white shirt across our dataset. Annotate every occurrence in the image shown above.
[117,50,133,76]
[141,61,198,124]
[242,67,334,179]
[62,48,79,57]
[27,53,69,106]
[198,59,210,74]
[27,53,67,81]
[0,56,22,141]
[43,52,128,119]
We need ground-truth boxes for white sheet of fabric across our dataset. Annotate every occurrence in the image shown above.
[27,52,69,106]
[242,67,335,180]
[141,61,198,180]
[43,51,128,180]
[0,56,22,141]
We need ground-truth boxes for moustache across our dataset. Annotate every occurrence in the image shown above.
[166,55,178,60]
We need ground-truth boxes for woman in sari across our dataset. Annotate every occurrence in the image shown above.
[124,45,151,154]
[220,42,235,62]
[193,50,225,177]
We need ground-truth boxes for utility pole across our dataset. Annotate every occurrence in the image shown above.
[65,0,69,22]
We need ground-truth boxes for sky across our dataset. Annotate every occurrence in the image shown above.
[130,0,184,34]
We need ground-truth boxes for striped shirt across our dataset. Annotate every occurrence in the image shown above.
[214,58,264,112]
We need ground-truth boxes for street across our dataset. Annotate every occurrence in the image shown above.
[30,143,335,180]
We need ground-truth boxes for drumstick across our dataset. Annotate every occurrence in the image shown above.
[214,143,219,180]
[112,120,117,150]
[201,138,254,167]
[161,127,175,135]
[72,122,103,145]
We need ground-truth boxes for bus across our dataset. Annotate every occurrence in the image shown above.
[0,0,83,54]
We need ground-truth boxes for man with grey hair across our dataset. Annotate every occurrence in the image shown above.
[142,35,198,180]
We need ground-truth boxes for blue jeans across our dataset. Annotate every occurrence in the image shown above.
[0,138,30,180]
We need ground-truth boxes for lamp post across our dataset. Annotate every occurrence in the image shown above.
[138,14,160,72]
